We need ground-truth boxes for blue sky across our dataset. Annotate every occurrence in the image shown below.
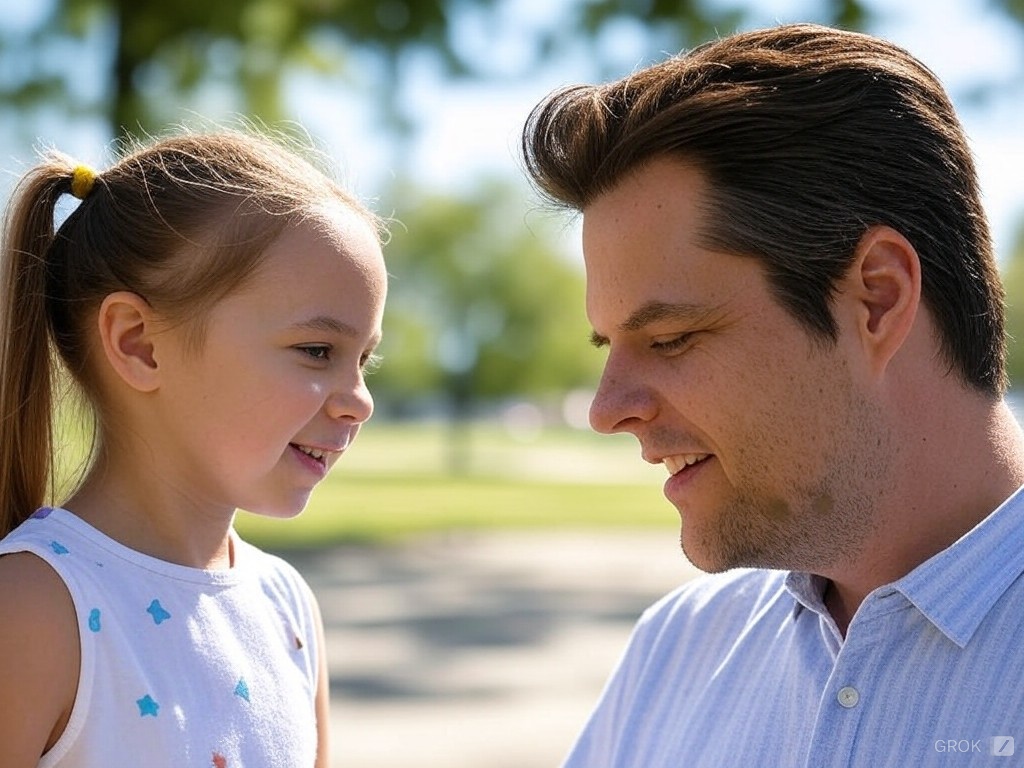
[292,0,1024,262]
[2,0,1023,261]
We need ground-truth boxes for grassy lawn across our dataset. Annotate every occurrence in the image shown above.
[234,420,677,548]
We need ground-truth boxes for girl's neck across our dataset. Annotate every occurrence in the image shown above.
[65,470,236,570]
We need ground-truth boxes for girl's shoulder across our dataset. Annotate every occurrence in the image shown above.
[0,549,79,640]
[234,537,320,630]
[0,550,79,765]
[235,536,316,597]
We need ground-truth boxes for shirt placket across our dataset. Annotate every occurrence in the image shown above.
[803,592,897,768]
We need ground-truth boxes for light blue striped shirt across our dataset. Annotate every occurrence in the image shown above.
[563,486,1024,767]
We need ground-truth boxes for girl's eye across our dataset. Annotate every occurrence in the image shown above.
[297,345,331,361]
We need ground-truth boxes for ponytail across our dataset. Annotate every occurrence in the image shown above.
[0,156,78,536]
[2,130,383,537]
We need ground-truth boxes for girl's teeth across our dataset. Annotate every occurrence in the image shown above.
[298,446,325,460]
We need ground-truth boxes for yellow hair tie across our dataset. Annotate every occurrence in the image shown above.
[70,164,97,200]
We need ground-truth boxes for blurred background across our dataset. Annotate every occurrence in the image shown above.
[4,0,1024,765]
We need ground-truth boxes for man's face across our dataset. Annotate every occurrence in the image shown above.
[582,157,891,573]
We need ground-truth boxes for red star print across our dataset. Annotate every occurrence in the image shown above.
[212,752,227,768]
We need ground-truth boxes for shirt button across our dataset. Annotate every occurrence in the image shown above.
[837,686,860,708]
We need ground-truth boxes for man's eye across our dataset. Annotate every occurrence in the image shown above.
[650,334,692,353]
[298,345,331,361]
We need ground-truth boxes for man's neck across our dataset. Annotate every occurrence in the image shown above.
[822,396,1024,638]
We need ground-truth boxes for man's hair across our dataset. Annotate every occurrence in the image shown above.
[522,23,1006,395]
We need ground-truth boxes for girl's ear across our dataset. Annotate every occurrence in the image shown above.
[96,292,161,393]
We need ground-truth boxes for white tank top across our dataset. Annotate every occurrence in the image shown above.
[0,507,320,767]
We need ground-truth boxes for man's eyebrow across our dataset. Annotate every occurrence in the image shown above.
[590,301,718,348]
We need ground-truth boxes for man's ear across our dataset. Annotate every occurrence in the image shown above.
[96,291,161,393]
[842,225,922,375]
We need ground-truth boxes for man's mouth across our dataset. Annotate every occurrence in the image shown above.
[663,453,711,476]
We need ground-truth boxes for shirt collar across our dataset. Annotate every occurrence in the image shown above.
[892,483,1024,647]
[784,483,1024,648]
[785,571,830,617]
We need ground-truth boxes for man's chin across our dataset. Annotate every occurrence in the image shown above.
[679,531,732,574]
[679,528,783,574]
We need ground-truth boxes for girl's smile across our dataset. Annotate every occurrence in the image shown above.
[147,207,387,521]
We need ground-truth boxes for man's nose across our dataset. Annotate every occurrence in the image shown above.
[589,351,657,435]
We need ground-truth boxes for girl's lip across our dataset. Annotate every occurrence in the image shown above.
[291,442,341,458]
[291,434,353,456]
[289,444,331,478]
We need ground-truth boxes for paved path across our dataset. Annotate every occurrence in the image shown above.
[284,530,702,768]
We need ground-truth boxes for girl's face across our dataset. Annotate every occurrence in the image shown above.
[149,204,386,519]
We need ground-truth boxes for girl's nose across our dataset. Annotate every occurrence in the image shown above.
[326,376,374,424]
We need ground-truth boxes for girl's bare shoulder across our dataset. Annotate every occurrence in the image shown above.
[0,552,80,766]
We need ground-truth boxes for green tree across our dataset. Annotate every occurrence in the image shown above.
[2,0,475,136]
[1002,222,1024,389]
[12,0,1024,446]
[0,0,878,141]
[374,178,601,466]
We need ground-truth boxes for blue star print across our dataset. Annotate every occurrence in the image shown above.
[137,694,160,717]
[50,540,69,555]
[234,678,251,702]
[146,599,171,625]
[88,609,101,633]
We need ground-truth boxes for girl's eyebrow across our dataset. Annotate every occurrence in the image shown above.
[291,315,382,348]
[590,300,719,347]
[291,315,357,336]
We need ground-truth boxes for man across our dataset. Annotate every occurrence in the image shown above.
[522,23,1024,767]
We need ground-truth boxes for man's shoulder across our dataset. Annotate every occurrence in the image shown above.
[648,566,790,613]
[609,568,799,695]
[638,567,793,638]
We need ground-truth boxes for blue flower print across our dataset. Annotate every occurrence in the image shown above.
[136,694,160,717]
[50,541,69,555]
[234,678,251,702]
[146,599,171,625]
[88,609,101,633]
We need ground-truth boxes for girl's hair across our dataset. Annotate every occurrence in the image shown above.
[0,128,382,536]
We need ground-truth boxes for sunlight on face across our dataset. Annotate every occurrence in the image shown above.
[149,205,387,520]
[582,158,892,574]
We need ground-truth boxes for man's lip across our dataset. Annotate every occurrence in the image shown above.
[643,450,713,471]
[663,453,712,476]
[663,453,714,502]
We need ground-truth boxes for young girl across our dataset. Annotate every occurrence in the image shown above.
[0,130,387,767]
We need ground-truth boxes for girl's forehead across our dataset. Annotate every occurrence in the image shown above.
[246,215,385,307]
[309,199,382,245]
